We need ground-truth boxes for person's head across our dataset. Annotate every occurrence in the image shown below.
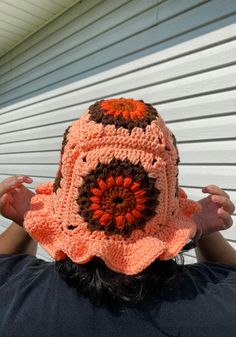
[24,98,201,306]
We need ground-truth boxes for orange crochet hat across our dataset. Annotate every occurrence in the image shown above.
[23,98,202,275]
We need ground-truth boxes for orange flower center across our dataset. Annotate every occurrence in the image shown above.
[89,175,147,229]
[77,158,160,237]
[100,98,147,121]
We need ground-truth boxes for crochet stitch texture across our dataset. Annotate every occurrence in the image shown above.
[23,98,202,275]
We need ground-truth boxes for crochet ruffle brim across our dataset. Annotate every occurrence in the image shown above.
[23,183,202,275]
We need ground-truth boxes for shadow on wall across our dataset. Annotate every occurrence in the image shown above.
[0,0,235,108]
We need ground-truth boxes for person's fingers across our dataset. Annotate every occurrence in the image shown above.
[211,195,235,214]
[217,207,233,228]
[14,175,33,184]
[0,177,19,196]
[202,184,230,198]
[0,176,33,197]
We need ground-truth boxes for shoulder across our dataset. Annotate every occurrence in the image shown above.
[182,261,236,283]
[0,253,51,284]
[158,261,236,304]
[186,260,236,272]
[0,253,47,269]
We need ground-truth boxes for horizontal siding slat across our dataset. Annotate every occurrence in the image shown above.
[0,122,69,143]
[0,164,57,177]
[0,0,104,69]
[3,105,101,131]
[0,41,12,51]
[159,90,236,121]
[178,141,236,163]
[179,166,236,190]
[0,3,46,22]
[169,114,236,141]
[134,65,236,105]
[2,1,236,103]
[0,11,38,27]
[0,31,20,42]
[22,0,63,13]
[0,151,60,164]
[0,18,235,116]
[0,0,142,84]
[1,86,236,127]
[9,0,59,18]
[1,40,236,123]
[0,20,29,35]
[0,137,61,153]
[0,29,24,41]
[1,59,236,124]
[53,0,77,7]
[0,0,203,92]
[0,107,235,145]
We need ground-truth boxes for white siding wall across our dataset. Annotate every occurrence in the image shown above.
[0,0,235,262]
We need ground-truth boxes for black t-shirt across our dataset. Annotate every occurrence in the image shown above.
[0,253,236,337]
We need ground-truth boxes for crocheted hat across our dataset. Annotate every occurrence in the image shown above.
[23,98,202,275]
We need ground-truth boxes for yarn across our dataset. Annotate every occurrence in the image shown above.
[23,97,202,275]
[89,98,158,131]
[77,158,160,237]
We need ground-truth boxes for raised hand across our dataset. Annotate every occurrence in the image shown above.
[0,175,35,227]
[193,184,235,238]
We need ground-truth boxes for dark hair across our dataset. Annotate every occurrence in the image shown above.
[54,241,196,308]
